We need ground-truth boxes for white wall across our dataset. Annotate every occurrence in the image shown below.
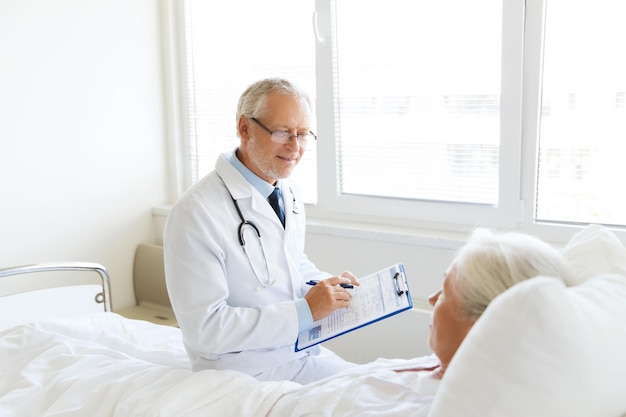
[0,0,169,309]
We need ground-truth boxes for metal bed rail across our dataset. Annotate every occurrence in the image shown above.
[0,262,112,312]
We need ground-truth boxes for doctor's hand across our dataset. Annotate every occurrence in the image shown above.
[304,274,360,321]
[338,270,360,286]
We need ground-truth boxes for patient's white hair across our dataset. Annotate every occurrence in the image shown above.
[451,228,573,320]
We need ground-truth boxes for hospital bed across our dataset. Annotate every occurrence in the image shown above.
[1,225,625,417]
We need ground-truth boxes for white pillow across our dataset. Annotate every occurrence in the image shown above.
[428,224,626,417]
[428,274,626,417]
[561,223,626,285]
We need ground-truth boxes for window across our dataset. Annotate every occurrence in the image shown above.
[171,0,626,233]
[312,0,521,229]
[331,0,502,205]
[536,0,626,226]
[181,0,317,201]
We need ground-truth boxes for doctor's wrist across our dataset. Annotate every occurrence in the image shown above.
[295,298,314,332]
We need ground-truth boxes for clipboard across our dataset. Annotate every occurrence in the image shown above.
[295,263,412,352]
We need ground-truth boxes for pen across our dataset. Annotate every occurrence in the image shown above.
[306,280,354,289]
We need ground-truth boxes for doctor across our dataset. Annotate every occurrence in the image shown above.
[164,78,359,384]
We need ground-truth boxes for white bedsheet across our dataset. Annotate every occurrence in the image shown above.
[0,312,439,417]
[0,313,297,416]
[267,355,440,417]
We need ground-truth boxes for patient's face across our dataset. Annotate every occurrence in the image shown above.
[428,266,475,373]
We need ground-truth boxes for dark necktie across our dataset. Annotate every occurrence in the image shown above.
[268,187,285,227]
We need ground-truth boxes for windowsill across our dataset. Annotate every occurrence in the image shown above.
[152,205,467,249]
[306,217,467,249]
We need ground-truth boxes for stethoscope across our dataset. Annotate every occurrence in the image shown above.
[225,182,301,289]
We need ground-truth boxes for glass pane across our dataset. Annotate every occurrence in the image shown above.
[537,0,626,225]
[185,0,317,201]
[332,0,502,204]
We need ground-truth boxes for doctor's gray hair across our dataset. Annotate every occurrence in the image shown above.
[236,78,312,131]
[450,228,573,320]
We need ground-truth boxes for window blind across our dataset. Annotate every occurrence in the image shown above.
[183,0,317,200]
[331,0,502,205]
[537,0,626,225]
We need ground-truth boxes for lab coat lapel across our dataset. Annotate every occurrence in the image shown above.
[216,157,287,227]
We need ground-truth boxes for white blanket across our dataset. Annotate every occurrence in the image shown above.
[0,313,438,417]
[267,356,440,417]
[0,313,297,416]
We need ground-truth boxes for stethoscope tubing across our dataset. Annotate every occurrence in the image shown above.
[220,176,273,288]
[217,173,299,289]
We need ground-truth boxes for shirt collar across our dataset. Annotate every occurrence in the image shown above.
[227,148,276,198]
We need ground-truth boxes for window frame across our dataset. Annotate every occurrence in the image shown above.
[308,0,524,232]
[162,0,626,243]
[519,0,626,242]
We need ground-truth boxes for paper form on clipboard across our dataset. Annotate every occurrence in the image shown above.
[295,263,412,351]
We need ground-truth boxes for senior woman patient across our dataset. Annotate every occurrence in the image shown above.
[268,228,574,415]
[419,227,572,379]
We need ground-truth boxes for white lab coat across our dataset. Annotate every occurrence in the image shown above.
[164,152,329,377]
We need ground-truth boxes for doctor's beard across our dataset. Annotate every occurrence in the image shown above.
[247,136,302,183]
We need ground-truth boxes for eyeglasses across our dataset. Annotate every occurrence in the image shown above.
[250,117,317,145]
